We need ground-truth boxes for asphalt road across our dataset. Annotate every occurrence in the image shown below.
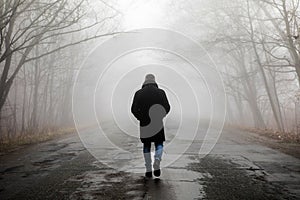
[0,125,299,199]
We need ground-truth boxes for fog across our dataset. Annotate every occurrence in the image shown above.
[0,0,299,140]
[1,2,300,199]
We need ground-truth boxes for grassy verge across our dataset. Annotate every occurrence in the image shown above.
[244,128,300,144]
[0,127,76,153]
[228,125,300,159]
[227,124,300,144]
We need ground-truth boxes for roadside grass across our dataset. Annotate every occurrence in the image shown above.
[226,124,300,144]
[244,128,300,144]
[229,126,300,160]
[0,127,76,153]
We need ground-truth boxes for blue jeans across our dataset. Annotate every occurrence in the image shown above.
[143,142,163,172]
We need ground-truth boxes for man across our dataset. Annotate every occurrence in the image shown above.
[131,74,170,178]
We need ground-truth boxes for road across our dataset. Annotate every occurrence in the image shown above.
[0,125,299,199]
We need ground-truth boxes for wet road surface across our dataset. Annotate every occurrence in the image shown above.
[0,126,299,199]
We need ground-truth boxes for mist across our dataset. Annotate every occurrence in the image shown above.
[1,0,299,138]
[1,0,300,199]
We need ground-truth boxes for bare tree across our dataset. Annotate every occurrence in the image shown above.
[0,0,120,125]
[257,0,300,85]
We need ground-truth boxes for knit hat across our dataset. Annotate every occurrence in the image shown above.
[143,74,156,85]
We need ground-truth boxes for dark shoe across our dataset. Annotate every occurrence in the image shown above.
[145,171,152,178]
[154,169,161,177]
[153,159,161,177]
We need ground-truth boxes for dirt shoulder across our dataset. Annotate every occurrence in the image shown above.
[0,127,76,154]
[239,129,300,160]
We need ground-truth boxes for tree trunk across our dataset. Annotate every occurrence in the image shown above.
[246,0,284,132]
[30,47,40,130]
[236,48,266,129]
[21,68,27,133]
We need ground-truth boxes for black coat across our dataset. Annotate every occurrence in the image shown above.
[131,83,170,143]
